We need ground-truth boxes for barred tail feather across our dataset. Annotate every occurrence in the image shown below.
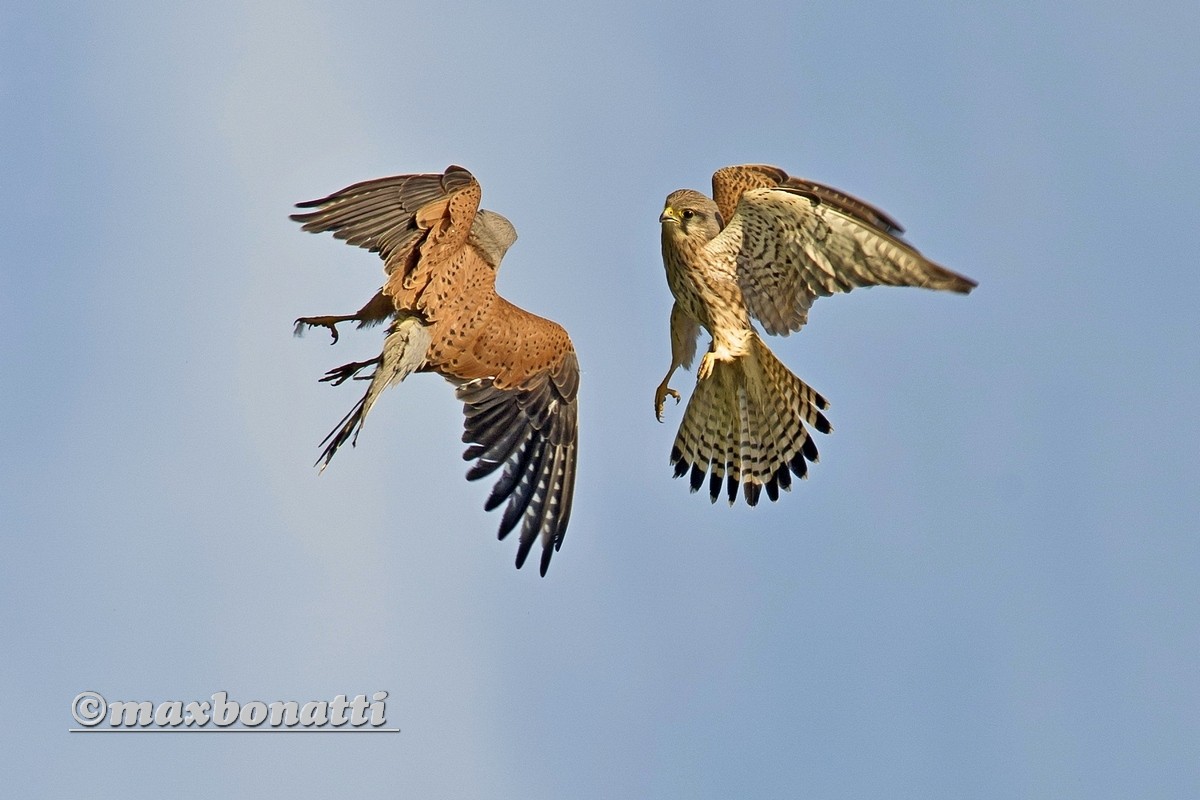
[670,334,831,505]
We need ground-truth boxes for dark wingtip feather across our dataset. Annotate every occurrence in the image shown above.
[466,458,504,482]
[497,499,523,542]
[483,487,508,513]
[689,464,706,492]
[939,268,979,295]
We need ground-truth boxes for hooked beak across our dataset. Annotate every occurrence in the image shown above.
[659,206,679,224]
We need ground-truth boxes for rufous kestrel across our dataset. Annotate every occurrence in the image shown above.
[293,166,579,575]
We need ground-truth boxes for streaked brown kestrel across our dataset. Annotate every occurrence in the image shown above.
[293,166,579,575]
[656,163,976,505]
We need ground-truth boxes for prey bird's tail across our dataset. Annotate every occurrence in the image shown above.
[670,334,832,505]
[317,315,432,471]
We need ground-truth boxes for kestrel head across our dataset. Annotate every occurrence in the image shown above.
[659,189,724,243]
[470,209,518,268]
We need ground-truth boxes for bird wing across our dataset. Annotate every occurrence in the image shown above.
[712,164,907,237]
[457,310,579,576]
[290,165,482,319]
[708,164,976,336]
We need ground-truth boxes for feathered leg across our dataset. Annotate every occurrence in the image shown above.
[295,290,394,344]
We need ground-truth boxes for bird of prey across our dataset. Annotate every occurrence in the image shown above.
[656,163,976,506]
[292,166,579,575]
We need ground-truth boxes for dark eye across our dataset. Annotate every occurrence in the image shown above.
[682,209,695,219]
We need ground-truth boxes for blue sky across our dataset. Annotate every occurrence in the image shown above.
[3,1,1198,797]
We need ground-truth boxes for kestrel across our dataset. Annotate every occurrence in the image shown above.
[292,166,579,575]
[656,163,976,505]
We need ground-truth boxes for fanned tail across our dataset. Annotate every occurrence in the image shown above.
[670,334,832,505]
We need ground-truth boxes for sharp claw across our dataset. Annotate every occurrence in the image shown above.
[294,317,343,344]
[654,386,680,422]
[320,358,380,386]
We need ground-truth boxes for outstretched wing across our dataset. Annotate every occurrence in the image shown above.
[712,164,907,238]
[709,164,976,336]
[457,337,579,577]
[290,165,482,316]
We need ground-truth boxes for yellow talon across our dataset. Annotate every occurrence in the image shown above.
[294,315,349,344]
[654,381,680,421]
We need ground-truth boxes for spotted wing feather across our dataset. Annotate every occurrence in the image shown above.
[708,165,976,336]
[290,166,480,288]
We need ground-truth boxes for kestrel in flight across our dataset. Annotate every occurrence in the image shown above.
[292,166,579,575]
[656,163,976,505]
